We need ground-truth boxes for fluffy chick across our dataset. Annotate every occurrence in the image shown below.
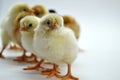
[14,11,33,44]
[13,12,38,62]
[63,15,80,39]
[34,14,79,79]
[4,3,32,39]
[20,16,47,70]
[0,3,32,58]
[32,5,48,18]
[20,16,39,63]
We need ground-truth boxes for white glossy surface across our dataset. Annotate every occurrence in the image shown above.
[0,0,120,80]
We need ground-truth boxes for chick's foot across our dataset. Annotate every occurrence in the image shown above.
[26,53,38,63]
[13,54,29,63]
[60,64,79,80]
[23,59,44,70]
[61,74,79,80]
[14,50,32,63]
[41,64,61,78]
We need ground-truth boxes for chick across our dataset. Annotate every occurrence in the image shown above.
[19,16,45,70]
[13,11,33,44]
[34,14,79,79]
[13,11,38,62]
[63,15,80,39]
[32,5,48,18]
[0,3,32,58]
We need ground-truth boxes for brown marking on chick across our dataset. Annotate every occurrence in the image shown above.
[13,12,40,63]
[63,15,80,39]
[32,5,48,17]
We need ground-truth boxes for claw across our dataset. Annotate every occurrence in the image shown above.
[41,64,61,78]
[26,53,38,63]
[14,50,38,63]
[60,64,79,80]
[14,50,29,63]
[44,62,53,65]
[23,59,44,70]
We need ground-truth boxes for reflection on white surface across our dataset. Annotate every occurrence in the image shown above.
[0,0,120,80]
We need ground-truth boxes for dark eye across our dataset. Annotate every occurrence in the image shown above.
[22,8,27,11]
[35,12,40,16]
[47,21,50,25]
[46,20,52,27]
[28,23,32,27]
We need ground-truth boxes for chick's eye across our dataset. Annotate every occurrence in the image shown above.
[46,20,52,27]
[28,23,32,27]
[47,21,50,25]
[22,8,27,11]
[35,12,40,15]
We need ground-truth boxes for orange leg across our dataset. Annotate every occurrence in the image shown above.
[9,45,23,51]
[14,50,39,63]
[44,62,53,65]
[41,64,61,78]
[14,50,29,62]
[0,46,6,58]
[60,64,79,80]
[23,59,44,70]
[26,53,38,63]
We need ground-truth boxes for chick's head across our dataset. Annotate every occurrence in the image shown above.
[10,3,32,15]
[14,12,33,28]
[32,5,48,17]
[20,16,39,32]
[40,14,63,30]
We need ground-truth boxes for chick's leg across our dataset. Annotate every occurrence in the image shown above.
[26,53,38,63]
[14,50,30,62]
[0,46,6,58]
[60,64,79,80]
[41,64,61,78]
[23,59,44,70]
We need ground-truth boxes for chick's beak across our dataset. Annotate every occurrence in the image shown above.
[51,19,58,30]
[51,23,57,30]
[20,26,27,31]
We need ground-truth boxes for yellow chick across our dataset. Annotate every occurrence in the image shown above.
[0,3,32,58]
[13,11,38,62]
[19,15,45,70]
[32,5,48,18]
[13,11,33,44]
[34,14,79,79]
[63,15,80,39]
[18,15,54,70]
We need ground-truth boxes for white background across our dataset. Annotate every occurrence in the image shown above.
[0,0,120,80]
